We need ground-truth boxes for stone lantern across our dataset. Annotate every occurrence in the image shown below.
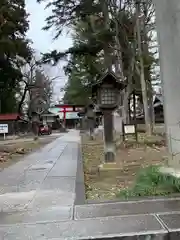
[85,104,95,139]
[92,71,126,162]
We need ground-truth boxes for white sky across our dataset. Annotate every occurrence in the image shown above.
[25,0,73,102]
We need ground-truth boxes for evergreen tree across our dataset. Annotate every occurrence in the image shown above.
[38,0,158,132]
[0,0,32,113]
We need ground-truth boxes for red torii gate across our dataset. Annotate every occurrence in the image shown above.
[55,105,84,125]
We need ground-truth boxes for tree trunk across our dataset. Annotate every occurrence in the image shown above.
[148,81,155,132]
[135,1,152,135]
[102,0,112,71]
[18,86,28,114]
[113,16,129,123]
[142,1,155,133]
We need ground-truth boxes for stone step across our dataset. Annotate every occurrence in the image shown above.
[0,207,180,239]
[75,197,180,220]
[0,214,168,239]
[0,205,73,225]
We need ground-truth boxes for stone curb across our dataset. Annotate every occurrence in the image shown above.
[74,145,180,239]
[74,143,86,205]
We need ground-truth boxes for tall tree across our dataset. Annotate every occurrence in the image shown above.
[63,53,101,105]
[62,19,106,104]
[28,68,53,116]
[38,0,158,133]
[18,57,39,114]
[0,0,32,113]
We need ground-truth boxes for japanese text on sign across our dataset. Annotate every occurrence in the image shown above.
[0,124,8,133]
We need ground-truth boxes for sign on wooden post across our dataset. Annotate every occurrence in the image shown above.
[122,122,138,142]
[0,124,8,140]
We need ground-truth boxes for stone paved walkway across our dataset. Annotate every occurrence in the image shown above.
[0,130,179,239]
[0,130,80,239]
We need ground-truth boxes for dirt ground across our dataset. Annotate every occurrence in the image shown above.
[82,133,168,201]
[0,137,57,170]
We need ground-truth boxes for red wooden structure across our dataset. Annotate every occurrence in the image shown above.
[55,105,84,124]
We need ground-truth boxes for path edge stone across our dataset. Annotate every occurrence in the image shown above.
[75,143,86,205]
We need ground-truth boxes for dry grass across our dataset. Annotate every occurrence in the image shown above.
[0,137,56,169]
[82,132,168,201]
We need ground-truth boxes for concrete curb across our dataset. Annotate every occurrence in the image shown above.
[74,143,86,205]
[73,142,180,239]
